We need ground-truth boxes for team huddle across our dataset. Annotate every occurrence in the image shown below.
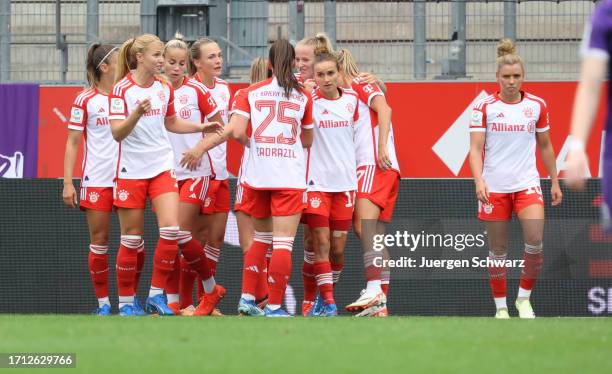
[63,32,399,318]
[63,25,572,319]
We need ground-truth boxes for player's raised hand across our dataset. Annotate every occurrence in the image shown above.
[475,179,490,205]
[136,96,152,116]
[201,121,223,135]
[62,183,77,208]
[180,148,204,171]
[551,181,563,206]
[564,149,589,191]
[303,79,316,93]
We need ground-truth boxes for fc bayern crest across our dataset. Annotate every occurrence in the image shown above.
[523,106,534,118]
[157,90,166,102]
[89,192,99,203]
[220,92,228,103]
[346,103,355,113]
[179,94,189,105]
[118,190,129,202]
[484,204,493,214]
[180,107,192,119]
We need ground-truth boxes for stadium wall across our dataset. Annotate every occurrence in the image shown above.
[34,82,608,179]
[0,178,611,316]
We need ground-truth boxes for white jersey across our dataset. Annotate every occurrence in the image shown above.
[351,77,400,172]
[469,91,550,193]
[231,89,250,185]
[194,75,231,180]
[307,88,359,192]
[108,73,176,179]
[68,88,117,187]
[168,76,220,180]
[232,77,314,190]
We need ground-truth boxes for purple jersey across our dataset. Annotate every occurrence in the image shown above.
[582,0,612,151]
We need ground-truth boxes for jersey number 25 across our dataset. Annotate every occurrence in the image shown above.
[254,100,300,145]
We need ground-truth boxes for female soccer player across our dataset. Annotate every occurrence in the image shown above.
[162,36,226,316]
[63,43,119,316]
[566,1,612,199]
[302,48,360,317]
[177,57,272,314]
[337,48,397,317]
[108,34,222,316]
[185,38,232,280]
[183,39,314,317]
[469,39,562,319]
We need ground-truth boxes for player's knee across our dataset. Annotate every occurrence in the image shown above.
[90,231,109,246]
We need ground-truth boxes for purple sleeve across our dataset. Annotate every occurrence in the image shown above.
[581,1,612,59]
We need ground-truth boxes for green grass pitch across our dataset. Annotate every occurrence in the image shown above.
[1,315,611,373]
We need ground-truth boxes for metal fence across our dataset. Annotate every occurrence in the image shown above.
[0,0,598,84]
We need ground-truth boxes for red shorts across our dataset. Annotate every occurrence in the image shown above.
[247,187,307,219]
[178,175,212,205]
[114,170,178,209]
[478,186,544,221]
[202,179,230,214]
[357,165,400,222]
[80,186,114,212]
[234,183,252,215]
[304,191,355,230]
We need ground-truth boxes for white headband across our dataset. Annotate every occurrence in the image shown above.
[96,47,117,69]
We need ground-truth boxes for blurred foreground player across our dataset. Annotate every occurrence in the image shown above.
[469,39,562,319]
[566,0,612,213]
[63,43,119,315]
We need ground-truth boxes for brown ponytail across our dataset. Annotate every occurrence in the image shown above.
[269,39,300,99]
[86,43,116,87]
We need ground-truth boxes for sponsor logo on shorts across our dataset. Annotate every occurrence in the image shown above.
[189,193,197,199]
[118,189,129,202]
[89,191,99,203]
[310,196,321,209]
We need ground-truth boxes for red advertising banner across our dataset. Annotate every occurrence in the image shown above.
[37,82,607,178]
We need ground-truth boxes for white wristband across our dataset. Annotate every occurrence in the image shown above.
[568,138,586,151]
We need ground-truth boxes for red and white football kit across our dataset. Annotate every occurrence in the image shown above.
[168,76,220,212]
[193,75,232,214]
[231,88,254,215]
[68,88,117,212]
[235,76,314,309]
[108,73,178,209]
[469,91,550,221]
[232,77,314,218]
[352,77,400,222]
[304,87,359,230]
